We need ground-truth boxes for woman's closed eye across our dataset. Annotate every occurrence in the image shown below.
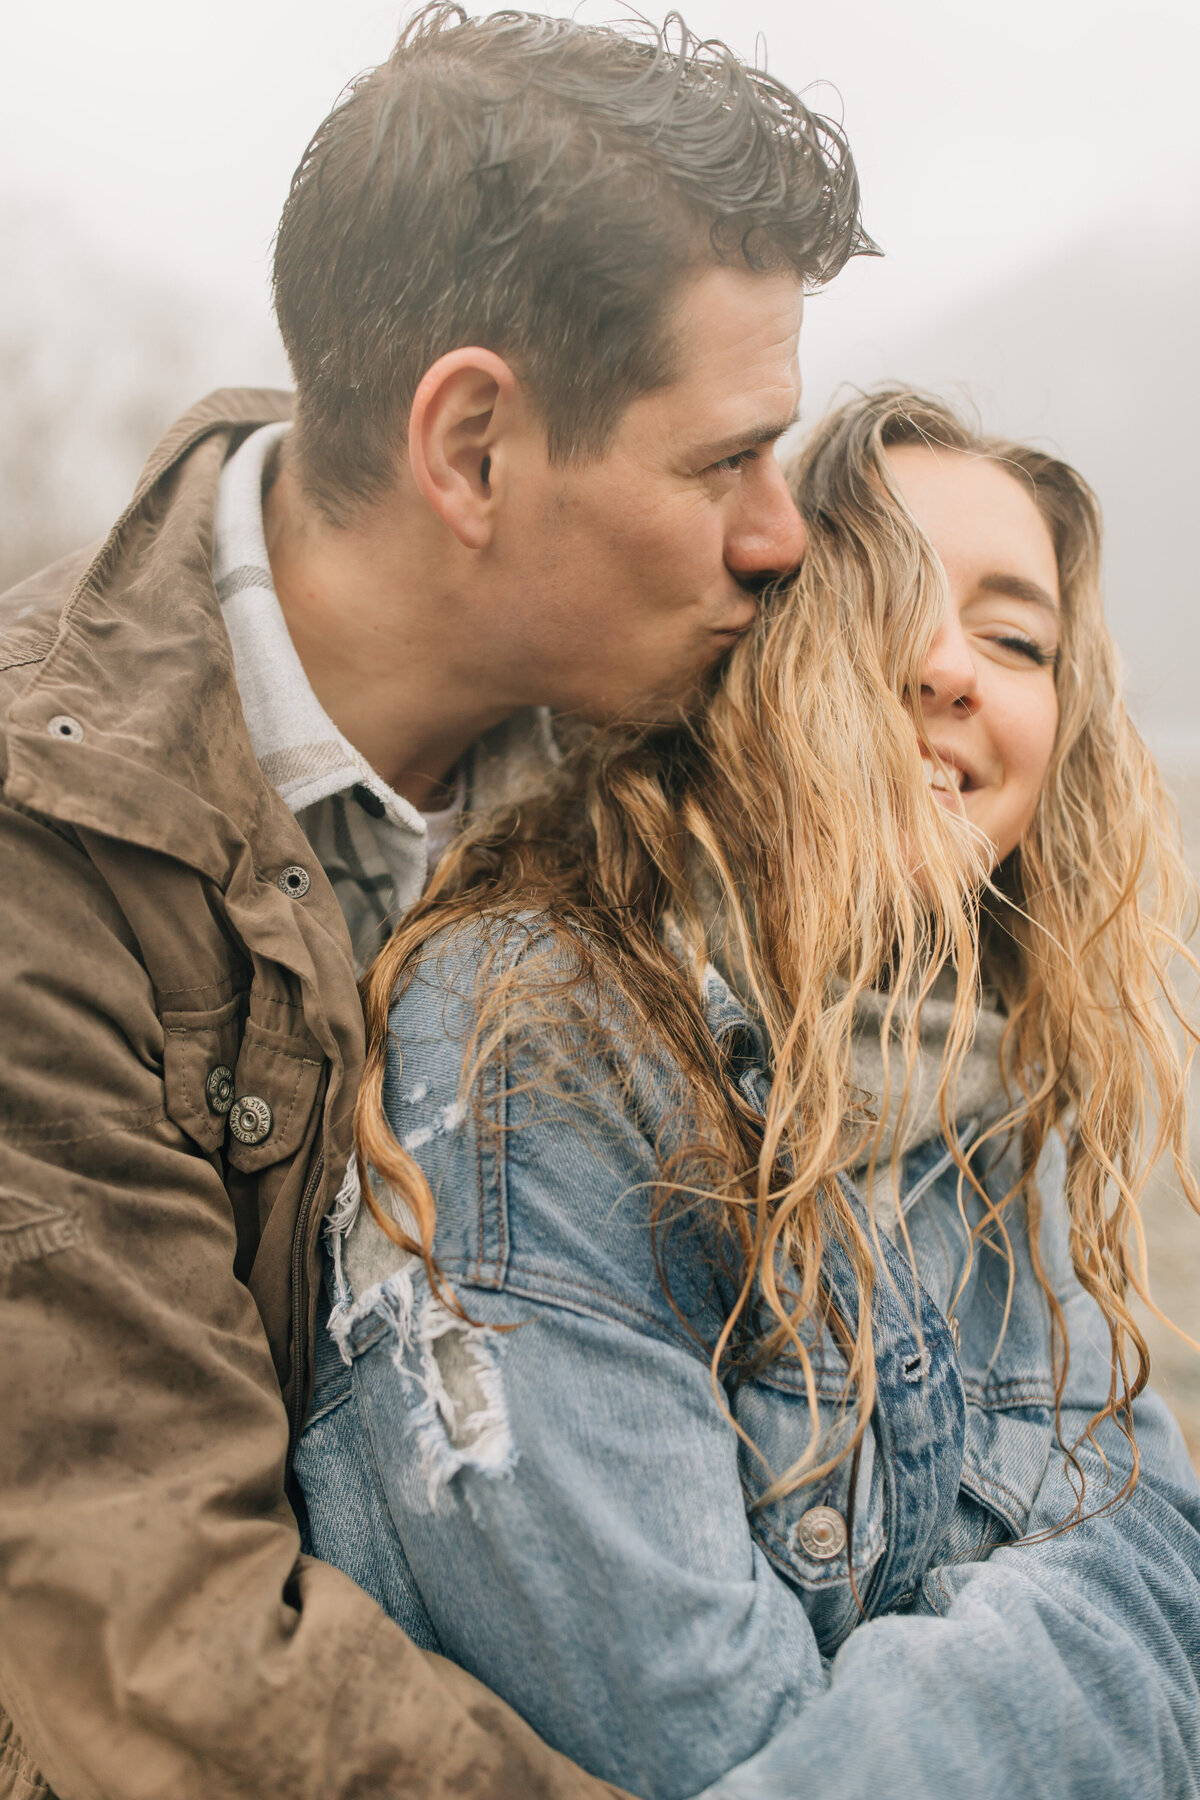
[978,622,1057,673]
[980,629,1059,669]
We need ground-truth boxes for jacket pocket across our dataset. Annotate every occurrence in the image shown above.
[161,993,244,1154]
[224,1010,325,1175]
[959,1394,1053,1538]
[737,1363,887,1655]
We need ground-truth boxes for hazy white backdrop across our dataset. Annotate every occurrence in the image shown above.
[2,0,1197,740]
[2,0,1199,1437]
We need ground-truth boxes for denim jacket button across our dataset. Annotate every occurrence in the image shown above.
[796,1505,847,1561]
[228,1094,274,1145]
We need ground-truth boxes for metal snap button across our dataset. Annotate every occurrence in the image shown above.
[228,1095,273,1146]
[47,714,84,742]
[205,1063,235,1116]
[796,1505,847,1561]
[278,864,311,899]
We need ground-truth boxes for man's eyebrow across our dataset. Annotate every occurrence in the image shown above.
[692,412,802,464]
[977,572,1060,614]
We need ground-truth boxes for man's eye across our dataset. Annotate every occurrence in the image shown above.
[711,448,757,474]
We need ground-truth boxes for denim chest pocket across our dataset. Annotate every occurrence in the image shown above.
[732,1352,886,1656]
[903,1145,1055,1545]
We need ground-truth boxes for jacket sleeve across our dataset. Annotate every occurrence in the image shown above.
[0,801,628,1800]
[698,1196,1200,1800]
[697,1391,1200,1800]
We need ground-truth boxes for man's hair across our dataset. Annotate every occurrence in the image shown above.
[273,3,875,523]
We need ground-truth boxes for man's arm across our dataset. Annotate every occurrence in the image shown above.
[0,800,627,1800]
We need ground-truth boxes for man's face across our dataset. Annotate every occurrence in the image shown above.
[494,262,808,722]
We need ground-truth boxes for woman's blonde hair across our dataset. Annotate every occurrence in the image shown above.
[356,387,1197,1513]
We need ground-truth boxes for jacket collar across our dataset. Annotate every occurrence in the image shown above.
[3,389,297,880]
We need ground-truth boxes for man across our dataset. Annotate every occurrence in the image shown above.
[0,8,870,1797]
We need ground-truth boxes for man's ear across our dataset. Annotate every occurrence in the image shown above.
[407,348,521,550]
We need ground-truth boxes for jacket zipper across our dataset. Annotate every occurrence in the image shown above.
[288,1149,326,1454]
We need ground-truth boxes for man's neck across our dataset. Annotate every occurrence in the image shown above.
[262,451,516,810]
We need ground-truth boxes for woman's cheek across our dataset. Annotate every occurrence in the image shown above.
[1009,685,1059,825]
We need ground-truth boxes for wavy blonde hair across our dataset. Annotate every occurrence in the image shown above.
[356,387,1197,1510]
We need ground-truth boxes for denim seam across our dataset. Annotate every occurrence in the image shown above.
[438,1262,710,1360]
[474,1054,488,1286]
[959,1456,1036,1521]
[350,1355,439,1563]
[962,1377,1055,1407]
[305,1375,353,1427]
[470,1020,511,1287]
[742,1360,856,1403]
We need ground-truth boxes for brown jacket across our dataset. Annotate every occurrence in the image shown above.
[0,392,629,1800]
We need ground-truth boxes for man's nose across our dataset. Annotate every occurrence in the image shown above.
[920,612,979,713]
[725,457,808,581]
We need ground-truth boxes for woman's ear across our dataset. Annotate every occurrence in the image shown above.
[406,348,518,550]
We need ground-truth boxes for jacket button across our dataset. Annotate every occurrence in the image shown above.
[228,1095,273,1146]
[205,1064,235,1115]
[796,1505,847,1561]
[47,714,84,742]
[278,864,310,899]
[352,782,387,819]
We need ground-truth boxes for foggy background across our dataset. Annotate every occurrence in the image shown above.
[2,0,1198,1442]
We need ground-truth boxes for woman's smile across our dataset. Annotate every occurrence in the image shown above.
[887,444,1062,867]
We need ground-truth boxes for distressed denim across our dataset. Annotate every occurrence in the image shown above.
[297,919,1200,1800]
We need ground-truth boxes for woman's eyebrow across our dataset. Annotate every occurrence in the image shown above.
[977,572,1059,614]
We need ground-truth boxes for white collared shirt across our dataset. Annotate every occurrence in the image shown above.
[212,422,553,971]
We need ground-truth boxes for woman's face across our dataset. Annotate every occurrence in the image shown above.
[885,444,1062,868]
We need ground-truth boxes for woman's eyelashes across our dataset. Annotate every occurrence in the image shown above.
[991,631,1058,667]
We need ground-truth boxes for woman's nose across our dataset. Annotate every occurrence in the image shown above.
[920,613,979,713]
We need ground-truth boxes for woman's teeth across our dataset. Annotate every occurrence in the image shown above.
[922,758,964,792]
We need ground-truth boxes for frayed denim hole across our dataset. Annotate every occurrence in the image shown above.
[411,1296,517,1509]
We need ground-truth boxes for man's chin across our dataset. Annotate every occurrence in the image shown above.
[574,689,706,733]
[570,664,721,732]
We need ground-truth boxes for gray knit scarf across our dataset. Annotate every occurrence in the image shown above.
[849,983,1010,1234]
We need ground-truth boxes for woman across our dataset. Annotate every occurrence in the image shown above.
[297,391,1200,1798]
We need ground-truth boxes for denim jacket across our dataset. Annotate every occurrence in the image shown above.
[297,918,1200,1800]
